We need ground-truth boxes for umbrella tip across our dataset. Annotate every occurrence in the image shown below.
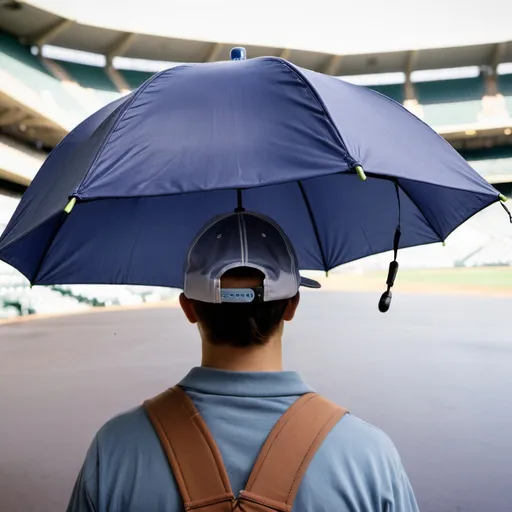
[64,197,76,214]
[355,165,367,181]
[230,47,247,61]
[499,194,508,203]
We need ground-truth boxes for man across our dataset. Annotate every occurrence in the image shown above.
[68,211,419,512]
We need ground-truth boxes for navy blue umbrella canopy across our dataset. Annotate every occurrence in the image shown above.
[0,55,507,309]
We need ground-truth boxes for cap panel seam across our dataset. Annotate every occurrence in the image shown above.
[183,212,233,298]
[240,213,249,265]
[236,213,245,264]
[248,211,299,290]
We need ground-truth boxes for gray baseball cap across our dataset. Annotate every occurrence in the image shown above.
[184,211,320,303]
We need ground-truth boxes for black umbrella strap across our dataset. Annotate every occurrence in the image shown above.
[378,182,402,313]
[394,180,402,232]
[391,180,401,270]
[387,228,401,291]
[501,201,512,223]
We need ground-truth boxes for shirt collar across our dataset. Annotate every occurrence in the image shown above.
[179,366,314,397]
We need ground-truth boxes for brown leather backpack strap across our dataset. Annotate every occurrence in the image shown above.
[239,393,347,512]
[144,386,235,511]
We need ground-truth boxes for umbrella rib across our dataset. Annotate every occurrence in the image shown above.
[354,172,445,242]
[33,211,75,285]
[297,181,328,272]
[74,66,181,196]
[274,58,356,169]
[396,181,444,242]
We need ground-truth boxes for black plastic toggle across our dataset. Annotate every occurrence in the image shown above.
[378,290,393,313]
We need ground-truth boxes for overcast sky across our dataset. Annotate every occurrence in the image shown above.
[27,0,512,55]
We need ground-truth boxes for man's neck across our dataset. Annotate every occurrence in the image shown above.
[201,336,283,372]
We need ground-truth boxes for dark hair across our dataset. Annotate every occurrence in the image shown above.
[191,267,294,348]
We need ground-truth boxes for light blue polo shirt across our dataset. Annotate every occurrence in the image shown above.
[67,367,419,511]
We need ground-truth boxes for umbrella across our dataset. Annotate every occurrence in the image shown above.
[0,48,509,311]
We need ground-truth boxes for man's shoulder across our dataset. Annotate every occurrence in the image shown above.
[94,397,400,471]
[96,400,397,456]
[321,412,402,470]
[96,405,156,451]
[339,414,397,451]
[300,410,418,510]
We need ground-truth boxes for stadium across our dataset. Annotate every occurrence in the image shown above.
[0,2,512,511]
[0,0,511,316]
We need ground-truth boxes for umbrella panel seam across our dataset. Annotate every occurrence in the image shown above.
[272,58,357,171]
[73,66,181,198]
[297,181,328,272]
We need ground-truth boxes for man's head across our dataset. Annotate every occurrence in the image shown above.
[180,266,299,347]
[179,211,320,348]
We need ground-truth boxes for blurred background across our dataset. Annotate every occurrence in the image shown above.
[0,2,512,512]
[0,0,511,317]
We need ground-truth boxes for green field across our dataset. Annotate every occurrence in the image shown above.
[373,266,512,289]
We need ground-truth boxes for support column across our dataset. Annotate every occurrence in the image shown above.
[403,50,423,119]
[479,42,509,123]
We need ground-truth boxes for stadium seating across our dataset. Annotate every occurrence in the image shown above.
[0,136,46,184]
[1,28,509,133]
[0,261,86,318]
[366,84,405,104]
[0,192,180,317]
[463,238,512,267]
[0,194,20,228]
[0,32,90,129]
[120,69,155,90]
[470,156,512,182]
[0,257,179,318]
[498,73,512,116]
[414,77,485,127]
[332,199,512,273]
[53,59,121,106]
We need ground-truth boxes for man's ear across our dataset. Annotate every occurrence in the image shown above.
[283,292,300,322]
[179,293,198,324]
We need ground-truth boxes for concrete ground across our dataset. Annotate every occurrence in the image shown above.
[0,290,511,512]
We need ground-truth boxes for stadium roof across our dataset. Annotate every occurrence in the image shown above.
[10,0,512,56]
[0,0,511,76]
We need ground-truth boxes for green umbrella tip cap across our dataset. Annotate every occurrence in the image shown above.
[355,165,367,181]
[64,197,76,214]
[499,194,508,203]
